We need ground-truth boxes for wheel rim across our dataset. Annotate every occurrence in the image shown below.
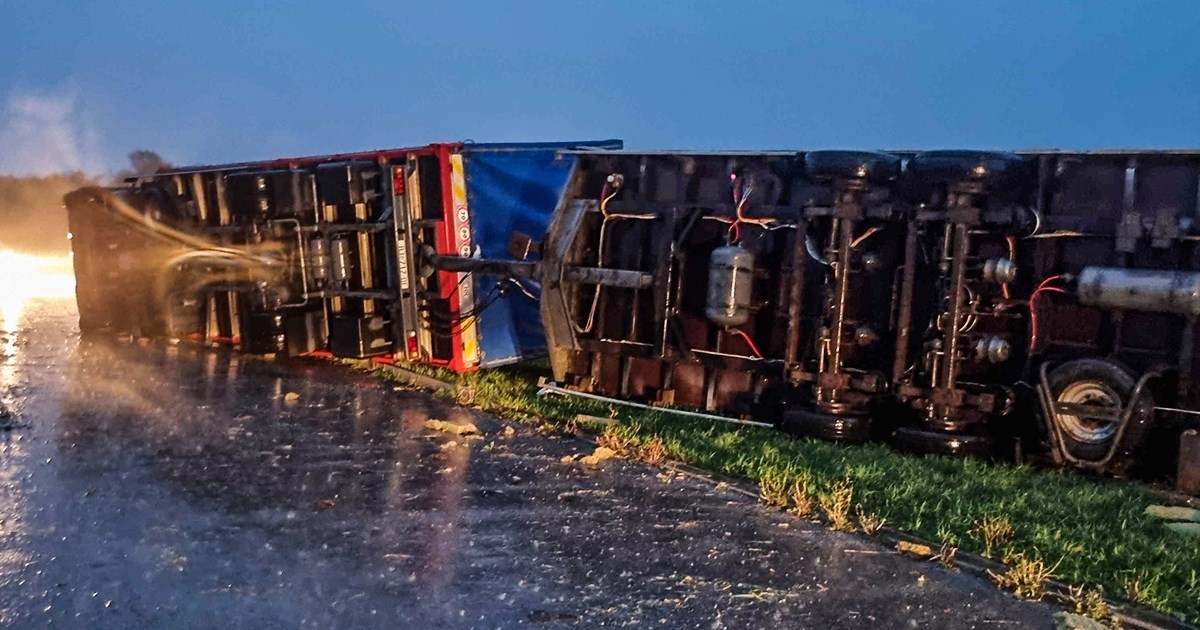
[1055,380,1121,444]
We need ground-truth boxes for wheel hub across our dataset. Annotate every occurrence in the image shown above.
[1055,380,1120,444]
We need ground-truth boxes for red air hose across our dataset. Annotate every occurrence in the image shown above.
[728,328,763,358]
[1028,275,1065,352]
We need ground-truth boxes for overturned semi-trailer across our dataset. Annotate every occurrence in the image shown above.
[65,146,1200,493]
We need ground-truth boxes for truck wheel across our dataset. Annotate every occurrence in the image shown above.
[1045,358,1153,467]
[906,150,1027,186]
[783,407,872,443]
[804,151,902,184]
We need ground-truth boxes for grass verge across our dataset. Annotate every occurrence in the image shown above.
[359,359,1200,623]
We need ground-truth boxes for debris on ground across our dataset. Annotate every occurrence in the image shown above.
[316,499,337,509]
[423,419,478,436]
[503,425,516,438]
[580,446,617,466]
[574,413,617,428]
[895,540,934,558]
[283,392,300,403]
[1144,504,1200,522]
[559,446,619,466]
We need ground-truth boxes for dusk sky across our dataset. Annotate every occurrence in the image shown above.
[2,1,1198,175]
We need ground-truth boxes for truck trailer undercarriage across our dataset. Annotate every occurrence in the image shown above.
[65,146,1200,495]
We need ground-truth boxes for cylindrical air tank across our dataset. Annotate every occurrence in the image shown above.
[706,244,755,327]
[1077,267,1200,316]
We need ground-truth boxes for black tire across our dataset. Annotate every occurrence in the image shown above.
[906,150,1028,186]
[1045,358,1154,466]
[804,150,902,184]
[782,407,871,443]
[893,426,996,458]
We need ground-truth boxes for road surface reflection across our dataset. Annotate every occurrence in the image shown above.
[0,298,1053,629]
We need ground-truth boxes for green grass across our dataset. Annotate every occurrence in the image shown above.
[359,359,1200,622]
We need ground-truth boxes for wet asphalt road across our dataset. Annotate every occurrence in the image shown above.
[0,298,1055,628]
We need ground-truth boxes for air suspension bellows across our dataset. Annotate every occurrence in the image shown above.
[784,151,903,442]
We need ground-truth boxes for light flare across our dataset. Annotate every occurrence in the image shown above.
[0,249,76,332]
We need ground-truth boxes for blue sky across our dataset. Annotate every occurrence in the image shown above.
[1,1,1198,174]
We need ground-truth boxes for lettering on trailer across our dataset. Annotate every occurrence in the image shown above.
[396,234,411,291]
[449,153,479,365]
[392,167,411,291]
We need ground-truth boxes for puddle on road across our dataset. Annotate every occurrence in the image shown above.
[0,298,1056,629]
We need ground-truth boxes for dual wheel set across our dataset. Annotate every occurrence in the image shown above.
[785,356,1154,471]
[769,150,1154,472]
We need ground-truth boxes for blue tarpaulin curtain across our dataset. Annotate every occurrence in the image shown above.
[460,140,621,367]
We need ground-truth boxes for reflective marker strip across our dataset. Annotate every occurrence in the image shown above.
[449,153,479,366]
[393,167,411,291]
